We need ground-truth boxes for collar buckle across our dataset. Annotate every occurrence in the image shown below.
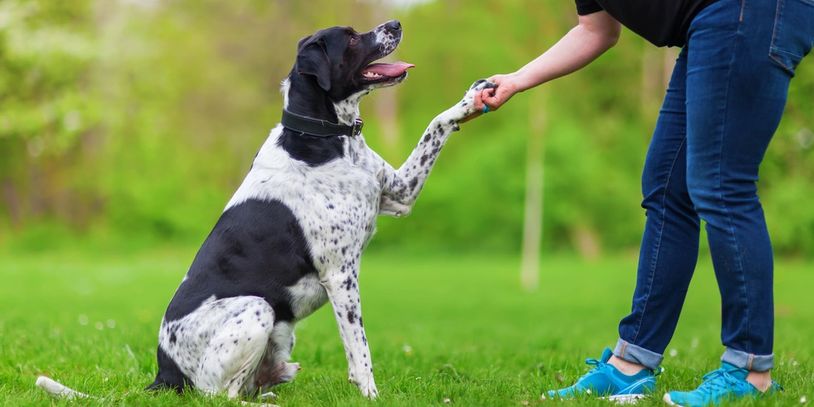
[351,118,364,137]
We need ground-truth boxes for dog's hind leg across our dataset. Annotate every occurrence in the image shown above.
[252,321,301,398]
[193,296,276,399]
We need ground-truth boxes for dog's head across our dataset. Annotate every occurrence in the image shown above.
[292,20,413,103]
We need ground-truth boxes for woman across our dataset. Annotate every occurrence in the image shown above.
[471,0,813,405]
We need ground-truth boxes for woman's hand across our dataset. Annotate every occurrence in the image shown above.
[460,73,522,123]
[476,73,521,112]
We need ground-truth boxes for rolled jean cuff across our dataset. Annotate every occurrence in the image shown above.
[614,338,663,371]
[722,348,773,372]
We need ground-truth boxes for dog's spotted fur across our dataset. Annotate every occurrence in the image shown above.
[146,21,492,401]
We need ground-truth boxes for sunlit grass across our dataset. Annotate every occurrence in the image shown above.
[0,249,811,406]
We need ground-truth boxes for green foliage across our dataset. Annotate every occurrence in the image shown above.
[0,0,98,151]
[0,0,812,256]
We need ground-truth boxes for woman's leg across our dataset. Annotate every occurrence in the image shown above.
[683,0,803,377]
[544,48,698,401]
[545,51,697,399]
[614,47,701,371]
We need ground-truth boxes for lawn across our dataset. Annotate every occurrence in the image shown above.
[0,248,811,406]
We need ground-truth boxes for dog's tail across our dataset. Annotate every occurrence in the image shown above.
[35,376,90,399]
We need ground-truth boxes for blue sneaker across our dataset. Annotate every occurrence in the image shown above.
[545,348,658,403]
[663,362,782,406]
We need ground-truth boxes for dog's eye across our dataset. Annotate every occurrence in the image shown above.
[349,35,360,46]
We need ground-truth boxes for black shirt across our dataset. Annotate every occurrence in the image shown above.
[575,0,717,47]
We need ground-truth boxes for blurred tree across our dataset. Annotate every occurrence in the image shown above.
[0,0,811,257]
[0,0,99,232]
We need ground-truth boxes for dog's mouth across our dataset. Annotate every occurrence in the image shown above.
[360,61,415,84]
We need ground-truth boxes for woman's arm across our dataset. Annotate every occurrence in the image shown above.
[474,11,621,113]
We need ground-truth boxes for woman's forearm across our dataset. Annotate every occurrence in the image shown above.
[514,12,621,91]
[473,11,621,114]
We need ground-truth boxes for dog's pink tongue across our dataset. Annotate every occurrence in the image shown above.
[363,61,415,77]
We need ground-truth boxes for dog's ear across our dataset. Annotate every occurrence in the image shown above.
[296,37,331,92]
[297,35,313,49]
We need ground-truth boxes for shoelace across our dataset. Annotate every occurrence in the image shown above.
[579,357,606,378]
[580,357,662,378]
[695,369,744,395]
[561,357,607,393]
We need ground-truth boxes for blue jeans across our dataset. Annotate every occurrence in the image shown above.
[614,0,814,372]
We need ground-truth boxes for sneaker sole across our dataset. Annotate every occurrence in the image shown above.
[602,394,648,404]
[663,393,680,406]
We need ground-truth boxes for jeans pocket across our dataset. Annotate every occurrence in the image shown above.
[769,0,814,75]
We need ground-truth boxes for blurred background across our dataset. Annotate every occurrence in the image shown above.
[1,0,812,260]
[2,2,813,405]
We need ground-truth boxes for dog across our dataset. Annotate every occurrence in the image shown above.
[36,20,494,403]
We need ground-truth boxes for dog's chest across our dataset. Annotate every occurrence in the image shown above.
[230,129,384,273]
[296,151,382,262]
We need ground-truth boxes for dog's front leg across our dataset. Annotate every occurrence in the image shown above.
[322,270,377,399]
[378,80,495,216]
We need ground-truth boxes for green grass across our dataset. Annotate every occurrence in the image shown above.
[0,248,812,406]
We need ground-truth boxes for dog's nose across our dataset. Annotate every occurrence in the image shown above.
[385,20,401,31]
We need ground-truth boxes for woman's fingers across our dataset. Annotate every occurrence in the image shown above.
[462,75,509,122]
[483,87,497,99]
[482,87,502,110]
[482,74,519,111]
[481,76,504,110]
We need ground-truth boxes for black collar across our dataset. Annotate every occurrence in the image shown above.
[281,109,363,138]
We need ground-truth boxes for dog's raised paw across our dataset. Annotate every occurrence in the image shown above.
[462,80,497,103]
[453,80,497,119]
[469,79,497,91]
[469,79,487,90]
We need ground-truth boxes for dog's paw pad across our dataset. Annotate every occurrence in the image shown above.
[468,79,497,92]
[458,80,496,111]
[469,79,487,90]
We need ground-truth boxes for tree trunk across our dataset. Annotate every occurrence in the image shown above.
[1,179,22,229]
[520,92,546,291]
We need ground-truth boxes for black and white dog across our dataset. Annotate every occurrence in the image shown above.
[36,20,492,402]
